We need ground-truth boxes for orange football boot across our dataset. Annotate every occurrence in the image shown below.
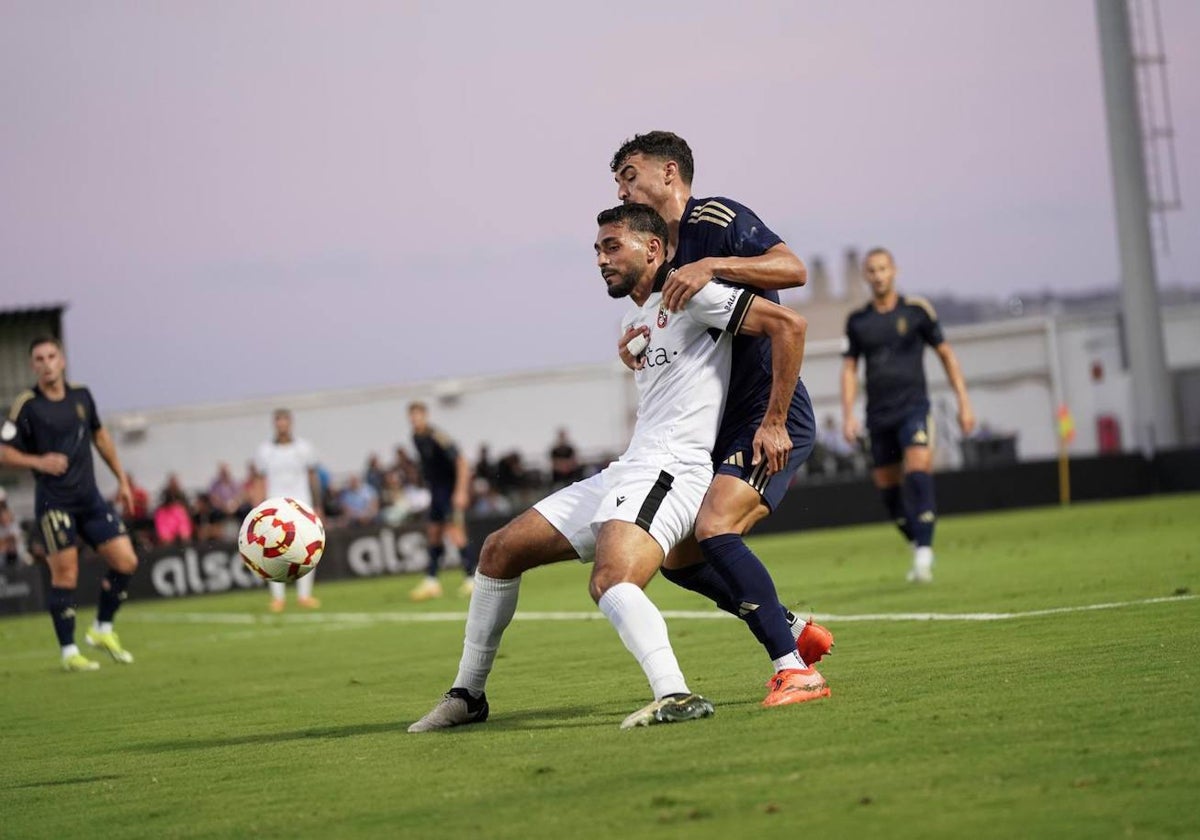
[762,667,831,708]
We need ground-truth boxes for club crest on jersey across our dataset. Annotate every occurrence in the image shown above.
[75,402,87,421]
[896,316,908,336]
[657,304,669,328]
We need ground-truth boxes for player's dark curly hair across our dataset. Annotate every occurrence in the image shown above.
[596,203,670,248]
[610,131,694,185]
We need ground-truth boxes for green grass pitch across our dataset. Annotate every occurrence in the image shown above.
[1,494,1197,839]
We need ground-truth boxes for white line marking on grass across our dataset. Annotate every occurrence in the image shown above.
[125,594,1197,627]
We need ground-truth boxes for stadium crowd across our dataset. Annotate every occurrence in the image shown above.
[1,421,867,562]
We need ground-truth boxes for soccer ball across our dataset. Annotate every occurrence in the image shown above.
[238,497,326,583]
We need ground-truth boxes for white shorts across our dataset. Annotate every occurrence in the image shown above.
[533,459,713,561]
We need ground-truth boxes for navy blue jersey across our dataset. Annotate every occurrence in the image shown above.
[412,426,460,488]
[844,295,945,429]
[673,196,787,439]
[2,384,103,508]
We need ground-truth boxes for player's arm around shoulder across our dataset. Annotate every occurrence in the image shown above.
[661,244,806,313]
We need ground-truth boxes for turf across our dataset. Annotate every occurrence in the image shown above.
[1,494,1197,839]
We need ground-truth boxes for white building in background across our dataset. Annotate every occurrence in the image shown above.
[2,304,1198,513]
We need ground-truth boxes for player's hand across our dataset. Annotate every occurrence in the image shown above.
[661,259,714,312]
[37,452,68,476]
[751,420,792,476]
[452,488,470,512]
[842,416,861,446]
[618,325,650,371]
[958,402,977,437]
[116,476,134,515]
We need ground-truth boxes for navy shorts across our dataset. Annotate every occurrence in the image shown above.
[714,380,816,512]
[427,484,463,526]
[35,491,128,554]
[869,404,933,467]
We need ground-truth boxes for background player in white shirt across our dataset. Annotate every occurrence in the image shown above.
[409,203,809,732]
[254,408,323,612]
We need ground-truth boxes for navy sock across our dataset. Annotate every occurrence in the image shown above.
[426,544,445,578]
[460,542,478,576]
[904,471,937,548]
[698,534,796,661]
[97,570,132,623]
[880,484,913,542]
[48,587,77,647]
[660,563,739,616]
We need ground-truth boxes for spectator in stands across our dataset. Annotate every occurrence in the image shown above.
[208,462,241,522]
[393,446,421,488]
[475,443,496,485]
[154,474,193,545]
[470,477,513,517]
[817,414,858,475]
[114,472,154,548]
[365,453,387,496]
[549,428,581,486]
[379,470,415,527]
[192,492,225,543]
[494,450,527,496]
[339,474,380,527]
[239,461,265,519]
[0,488,27,567]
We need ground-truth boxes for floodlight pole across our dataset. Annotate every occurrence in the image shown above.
[1094,0,1179,453]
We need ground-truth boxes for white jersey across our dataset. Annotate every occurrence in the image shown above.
[619,270,752,468]
[254,437,317,507]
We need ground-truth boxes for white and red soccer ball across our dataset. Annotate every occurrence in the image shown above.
[238,497,326,583]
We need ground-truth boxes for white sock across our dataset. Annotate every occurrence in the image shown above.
[786,611,803,642]
[268,581,286,601]
[94,621,113,635]
[62,644,79,658]
[914,546,934,573]
[453,572,521,695]
[598,582,689,700]
[297,571,315,600]
[773,652,805,672]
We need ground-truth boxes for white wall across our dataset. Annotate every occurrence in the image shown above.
[68,303,1200,500]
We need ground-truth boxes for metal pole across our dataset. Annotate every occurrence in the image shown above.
[1094,0,1179,453]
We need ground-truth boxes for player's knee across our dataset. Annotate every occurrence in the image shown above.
[693,515,733,542]
[694,506,764,541]
[117,553,139,575]
[478,528,518,578]
[588,566,626,604]
[50,569,78,588]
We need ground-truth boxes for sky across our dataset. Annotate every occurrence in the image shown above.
[2,1,1198,412]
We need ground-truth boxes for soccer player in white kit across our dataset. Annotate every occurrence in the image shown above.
[254,408,323,612]
[409,203,807,731]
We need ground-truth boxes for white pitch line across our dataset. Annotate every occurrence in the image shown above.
[126,594,1197,626]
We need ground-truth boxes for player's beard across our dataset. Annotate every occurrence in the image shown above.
[604,267,639,299]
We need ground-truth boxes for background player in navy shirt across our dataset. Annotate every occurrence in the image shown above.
[842,248,975,582]
[408,402,478,601]
[611,131,832,706]
[0,336,140,671]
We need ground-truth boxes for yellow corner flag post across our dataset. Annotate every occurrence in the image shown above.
[1056,404,1076,505]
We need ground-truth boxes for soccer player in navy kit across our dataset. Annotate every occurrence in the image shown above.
[0,337,140,671]
[842,248,975,582]
[611,131,832,706]
[407,402,478,601]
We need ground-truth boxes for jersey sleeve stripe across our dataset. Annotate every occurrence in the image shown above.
[726,291,754,335]
[906,295,939,322]
[7,390,34,422]
[634,470,675,532]
[687,211,732,228]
